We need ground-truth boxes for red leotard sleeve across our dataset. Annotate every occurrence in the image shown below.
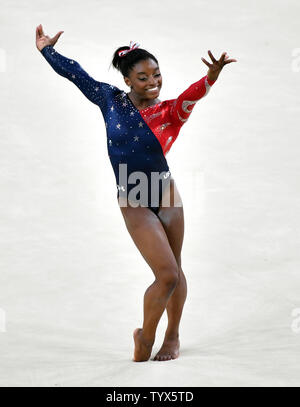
[169,74,216,127]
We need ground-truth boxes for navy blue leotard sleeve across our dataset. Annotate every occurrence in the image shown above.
[40,45,171,208]
[40,45,111,111]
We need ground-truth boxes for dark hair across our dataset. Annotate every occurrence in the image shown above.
[110,45,159,78]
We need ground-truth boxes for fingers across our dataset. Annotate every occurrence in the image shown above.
[36,24,44,38]
[51,30,64,44]
[206,50,237,65]
[219,52,227,64]
[39,24,44,36]
[208,50,217,63]
[203,50,237,68]
[221,52,237,64]
[201,57,211,68]
[224,58,237,65]
[223,52,237,64]
[36,25,41,39]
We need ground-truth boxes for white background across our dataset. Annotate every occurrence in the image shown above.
[0,0,300,386]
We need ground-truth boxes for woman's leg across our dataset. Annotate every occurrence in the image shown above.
[154,178,187,361]
[119,202,180,362]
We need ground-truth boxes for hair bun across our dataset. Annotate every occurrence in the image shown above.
[118,41,140,57]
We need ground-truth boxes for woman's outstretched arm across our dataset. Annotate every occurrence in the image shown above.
[36,24,108,108]
[170,50,237,127]
[169,74,216,127]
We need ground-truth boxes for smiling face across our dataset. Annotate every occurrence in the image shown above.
[124,58,162,100]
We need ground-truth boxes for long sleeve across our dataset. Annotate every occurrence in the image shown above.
[40,45,109,109]
[170,74,216,127]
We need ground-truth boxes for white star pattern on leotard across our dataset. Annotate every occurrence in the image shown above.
[39,45,216,208]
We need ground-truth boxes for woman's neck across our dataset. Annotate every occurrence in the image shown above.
[127,91,161,110]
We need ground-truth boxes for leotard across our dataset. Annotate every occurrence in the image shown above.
[40,45,216,214]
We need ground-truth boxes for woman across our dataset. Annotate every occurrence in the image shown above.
[36,24,237,362]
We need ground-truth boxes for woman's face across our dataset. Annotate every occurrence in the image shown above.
[124,58,162,99]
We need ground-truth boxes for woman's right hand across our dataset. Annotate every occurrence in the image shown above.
[35,24,64,52]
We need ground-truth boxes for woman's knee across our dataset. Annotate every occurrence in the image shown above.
[156,265,180,291]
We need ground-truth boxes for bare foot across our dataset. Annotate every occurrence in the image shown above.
[133,328,154,362]
[153,337,180,361]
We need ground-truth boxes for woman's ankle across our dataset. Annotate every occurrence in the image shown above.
[140,329,155,346]
[164,330,179,340]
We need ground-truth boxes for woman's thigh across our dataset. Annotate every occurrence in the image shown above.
[119,204,179,280]
[157,177,184,267]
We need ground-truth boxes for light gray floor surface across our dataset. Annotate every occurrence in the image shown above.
[1,0,300,387]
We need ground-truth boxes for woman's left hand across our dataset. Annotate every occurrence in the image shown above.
[201,50,237,82]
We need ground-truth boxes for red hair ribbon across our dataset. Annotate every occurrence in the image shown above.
[118,41,140,57]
